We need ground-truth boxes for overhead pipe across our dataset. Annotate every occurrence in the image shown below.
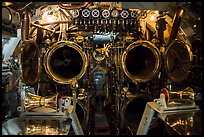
[30,23,55,33]
[59,2,89,10]
[168,7,184,45]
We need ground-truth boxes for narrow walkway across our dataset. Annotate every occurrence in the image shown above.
[94,95,111,135]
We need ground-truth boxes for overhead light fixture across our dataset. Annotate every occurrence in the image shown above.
[150,15,156,21]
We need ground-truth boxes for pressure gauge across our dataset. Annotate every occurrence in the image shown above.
[111,10,119,18]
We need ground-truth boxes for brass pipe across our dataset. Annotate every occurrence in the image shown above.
[55,27,78,33]
[31,23,55,33]
[39,20,70,26]
[168,7,184,45]
[59,8,71,20]
[21,11,30,41]
[59,2,89,10]
[16,2,33,11]
[55,31,93,37]
[29,27,37,35]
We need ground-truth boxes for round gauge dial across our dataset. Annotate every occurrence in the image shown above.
[111,10,119,18]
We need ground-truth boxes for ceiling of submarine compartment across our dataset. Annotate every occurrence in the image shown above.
[8,2,170,11]
[7,2,85,10]
[7,2,171,11]
[7,2,202,16]
[5,2,202,38]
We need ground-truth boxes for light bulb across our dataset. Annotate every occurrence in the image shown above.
[150,15,155,21]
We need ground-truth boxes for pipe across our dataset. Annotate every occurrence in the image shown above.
[168,7,184,45]
[39,20,70,26]
[30,23,55,33]
[59,2,89,10]
[21,11,30,41]
[16,2,33,11]
[29,27,37,35]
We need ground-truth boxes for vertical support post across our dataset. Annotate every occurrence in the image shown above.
[69,80,84,135]
[156,11,168,47]
[21,11,30,41]
[70,80,78,112]
[72,90,77,112]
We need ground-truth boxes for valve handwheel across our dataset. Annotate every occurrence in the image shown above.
[92,9,100,18]
[82,9,90,18]
[121,10,129,19]
[102,10,110,18]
